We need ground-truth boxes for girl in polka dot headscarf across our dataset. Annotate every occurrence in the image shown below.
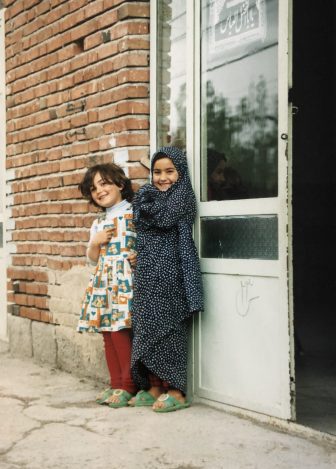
[130,146,203,412]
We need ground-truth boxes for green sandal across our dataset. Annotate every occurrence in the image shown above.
[107,389,134,408]
[95,388,114,405]
[129,390,156,407]
[153,393,190,413]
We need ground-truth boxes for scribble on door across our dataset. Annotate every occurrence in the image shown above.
[236,278,259,317]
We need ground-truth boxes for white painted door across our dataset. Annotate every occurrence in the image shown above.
[194,0,294,419]
[0,8,7,340]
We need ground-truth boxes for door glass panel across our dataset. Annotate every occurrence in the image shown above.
[157,0,187,150]
[201,215,278,259]
[201,0,279,201]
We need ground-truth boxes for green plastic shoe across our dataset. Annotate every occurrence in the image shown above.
[129,390,156,407]
[95,388,114,405]
[153,393,190,413]
[107,389,134,408]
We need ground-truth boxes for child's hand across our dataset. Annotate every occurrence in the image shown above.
[90,228,114,246]
[128,252,137,267]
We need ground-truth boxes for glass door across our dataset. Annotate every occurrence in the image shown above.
[194,0,294,419]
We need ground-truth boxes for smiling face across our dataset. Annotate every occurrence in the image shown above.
[90,172,123,208]
[152,157,179,191]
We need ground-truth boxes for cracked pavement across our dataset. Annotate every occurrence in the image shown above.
[0,341,336,469]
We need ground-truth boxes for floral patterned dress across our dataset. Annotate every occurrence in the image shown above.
[77,201,136,333]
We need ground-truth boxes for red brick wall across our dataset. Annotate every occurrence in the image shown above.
[5,0,150,324]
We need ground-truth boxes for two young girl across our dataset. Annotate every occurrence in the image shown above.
[77,147,203,412]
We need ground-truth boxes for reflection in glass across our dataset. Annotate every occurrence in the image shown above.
[201,0,279,201]
[201,215,278,260]
[157,0,187,150]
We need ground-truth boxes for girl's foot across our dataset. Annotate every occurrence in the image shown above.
[95,387,114,405]
[128,386,162,406]
[152,389,185,411]
[106,389,134,408]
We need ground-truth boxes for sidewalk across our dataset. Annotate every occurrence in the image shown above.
[0,340,335,469]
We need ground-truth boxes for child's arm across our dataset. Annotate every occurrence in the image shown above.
[87,222,114,263]
[134,180,196,230]
[127,251,137,267]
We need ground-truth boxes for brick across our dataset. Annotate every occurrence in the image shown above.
[6,0,151,330]
[104,117,149,133]
[47,176,63,188]
[35,296,48,309]
[51,203,73,214]
[97,41,119,60]
[109,20,149,41]
[97,9,118,29]
[40,311,53,323]
[128,164,150,179]
[7,268,48,283]
[117,4,150,21]
[7,1,25,19]
[70,82,98,100]
[59,159,77,171]
[7,292,15,303]
[127,148,149,162]
[83,0,104,19]
[14,293,28,306]
[114,132,149,147]
[118,37,150,53]
[85,125,104,139]
[115,100,149,117]
[24,283,42,295]
[62,173,84,186]
[35,271,49,283]
[20,307,42,321]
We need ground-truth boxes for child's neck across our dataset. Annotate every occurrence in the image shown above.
[105,199,128,213]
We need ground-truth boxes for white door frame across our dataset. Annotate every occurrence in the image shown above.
[193,0,293,419]
[0,7,7,340]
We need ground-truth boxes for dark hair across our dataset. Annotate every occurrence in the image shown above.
[78,163,134,207]
[207,148,227,178]
[151,152,169,171]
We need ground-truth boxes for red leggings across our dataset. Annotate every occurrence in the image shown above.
[102,329,136,395]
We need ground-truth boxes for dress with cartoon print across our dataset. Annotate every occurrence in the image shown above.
[77,204,136,333]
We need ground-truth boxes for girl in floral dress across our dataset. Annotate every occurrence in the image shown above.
[77,163,137,408]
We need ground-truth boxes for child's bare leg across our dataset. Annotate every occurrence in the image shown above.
[128,372,164,405]
[128,385,162,405]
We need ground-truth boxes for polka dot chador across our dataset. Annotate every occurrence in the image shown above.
[131,146,203,393]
